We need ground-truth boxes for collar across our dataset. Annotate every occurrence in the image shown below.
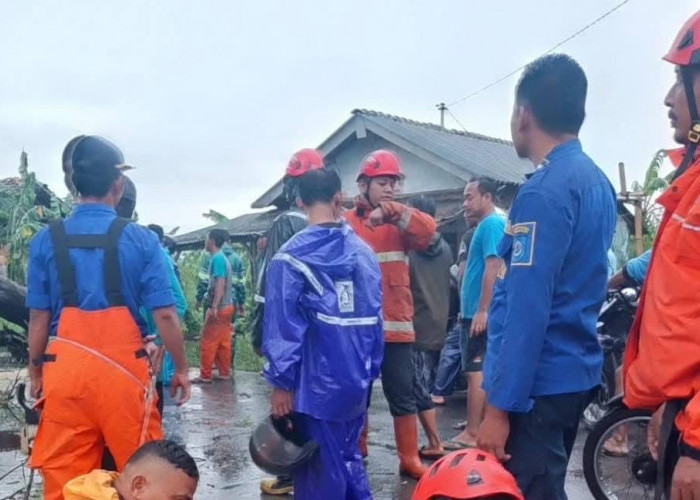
[657,153,700,212]
[72,203,117,216]
[544,138,582,164]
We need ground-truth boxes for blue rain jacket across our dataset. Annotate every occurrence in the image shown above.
[484,139,617,412]
[263,222,384,422]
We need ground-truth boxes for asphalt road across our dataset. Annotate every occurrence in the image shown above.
[161,370,594,500]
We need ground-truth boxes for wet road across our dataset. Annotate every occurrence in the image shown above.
[162,370,593,500]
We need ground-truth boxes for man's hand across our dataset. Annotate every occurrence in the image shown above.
[271,388,294,418]
[144,341,159,362]
[170,370,191,406]
[672,456,700,500]
[608,271,629,290]
[366,207,386,228]
[648,403,665,461]
[471,311,488,337]
[29,368,43,399]
[477,405,512,462]
[205,308,217,324]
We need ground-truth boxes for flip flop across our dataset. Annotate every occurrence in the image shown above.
[442,440,475,451]
[191,377,213,384]
[419,445,446,460]
[452,420,467,431]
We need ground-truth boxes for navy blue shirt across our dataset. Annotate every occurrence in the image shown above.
[484,139,617,412]
[26,204,175,336]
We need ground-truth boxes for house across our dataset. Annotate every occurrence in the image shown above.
[174,108,633,266]
[175,109,533,255]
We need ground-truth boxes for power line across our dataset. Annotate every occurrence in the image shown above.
[446,108,469,133]
[447,0,633,107]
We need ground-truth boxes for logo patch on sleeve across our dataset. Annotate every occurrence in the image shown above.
[511,222,536,267]
[335,281,354,313]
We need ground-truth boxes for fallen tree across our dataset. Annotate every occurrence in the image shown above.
[0,274,28,327]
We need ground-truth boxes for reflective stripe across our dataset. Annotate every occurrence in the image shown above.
[254,294,266,304]
[317,313,380,326]
[376,251,408,264]
[672,213,700,232]
[397,208,413,231]
[384,320,414,332]
[272,253,324,295]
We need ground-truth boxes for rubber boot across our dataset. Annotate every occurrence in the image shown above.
[359,416,369,458]
[393,415,428,479]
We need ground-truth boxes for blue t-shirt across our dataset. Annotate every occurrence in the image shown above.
[26,204,175,336]
[461,212,505,319]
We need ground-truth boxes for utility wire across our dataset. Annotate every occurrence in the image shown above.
[446,108,470,133]
[447,0,633,107]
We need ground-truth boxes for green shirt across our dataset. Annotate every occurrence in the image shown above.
[208,250,233,309]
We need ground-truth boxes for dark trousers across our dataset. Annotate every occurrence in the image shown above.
[505,390,595,500]
[381,343,433,417]
[432,323,462,397]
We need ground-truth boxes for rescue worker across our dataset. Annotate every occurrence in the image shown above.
[263,168,383,500]
[345,149,438,478]
[194,228,235,383]
[623,10,700,499]
[252,148,325,496]
[26,136,191,499]
[476,54,616,499]
[63,440,199,500]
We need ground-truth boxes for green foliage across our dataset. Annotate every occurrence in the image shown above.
[202,209,229,224]
[630,149,671,243]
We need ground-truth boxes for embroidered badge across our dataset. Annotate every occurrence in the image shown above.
[511,222,536,267]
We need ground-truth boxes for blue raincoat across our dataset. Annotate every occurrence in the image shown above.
[263,222,383,500]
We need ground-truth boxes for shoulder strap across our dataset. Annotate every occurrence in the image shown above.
[48,221,79,307]
[104,217,130,307]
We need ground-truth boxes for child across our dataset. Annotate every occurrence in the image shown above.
[63,440,199,500]
[263,168,384,500]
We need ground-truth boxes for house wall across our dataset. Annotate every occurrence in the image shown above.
[327,131,465,197]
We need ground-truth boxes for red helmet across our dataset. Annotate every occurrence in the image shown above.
[412,450,524,500]
[356,149,403,181]
[664,10,700,66]
[286,149,324,178]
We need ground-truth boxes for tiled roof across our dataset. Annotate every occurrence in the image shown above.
[173,210,283,248]
[354,109,532,184]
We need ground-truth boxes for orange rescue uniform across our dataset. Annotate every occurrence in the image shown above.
[624,150,700,450]
[31,219,163,500]
[345,201,437,343]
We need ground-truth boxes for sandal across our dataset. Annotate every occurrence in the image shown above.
[419,445,446,460]
[442,440,474,451]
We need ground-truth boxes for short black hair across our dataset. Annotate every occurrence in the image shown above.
[297,169,342,206]
[207,228,228,248]
[163,235,177,253]
[516,53,587,135]
[73,171,119,199]
[148,224,164,243]
[127,440,199,481]
[469,177,499,200]
[408,195,436,217]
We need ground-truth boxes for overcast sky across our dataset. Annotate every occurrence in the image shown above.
[0,0,696,233]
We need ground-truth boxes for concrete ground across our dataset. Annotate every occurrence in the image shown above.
[0,369,594,499]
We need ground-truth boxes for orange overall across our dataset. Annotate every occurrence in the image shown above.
[31,219,162,500]
[200,305,235,380]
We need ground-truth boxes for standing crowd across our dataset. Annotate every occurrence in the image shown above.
[20,9,700,500]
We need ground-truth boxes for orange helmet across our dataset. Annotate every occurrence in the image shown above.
[286,149,324,178]
[412,450,524,500]
[356,150,403,181]
[664,9,700,66]
[665,10,700,178]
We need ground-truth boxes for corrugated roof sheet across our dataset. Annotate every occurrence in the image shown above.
[355,109,532,184]
[174,210,283,248]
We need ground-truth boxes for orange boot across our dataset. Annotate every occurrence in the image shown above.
[359,417,369,458]
[393,415,428,479]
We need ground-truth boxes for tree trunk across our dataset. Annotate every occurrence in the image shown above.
[0,274,28,327]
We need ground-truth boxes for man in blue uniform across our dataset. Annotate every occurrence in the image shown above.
[477,54,617,499]
[263,168,384,500]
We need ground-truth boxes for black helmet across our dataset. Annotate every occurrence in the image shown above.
[249,415,319,476]
[115,175,137,219]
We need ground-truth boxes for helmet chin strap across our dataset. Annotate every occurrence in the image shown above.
[363,179,379,210]
[676,66,700,180]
